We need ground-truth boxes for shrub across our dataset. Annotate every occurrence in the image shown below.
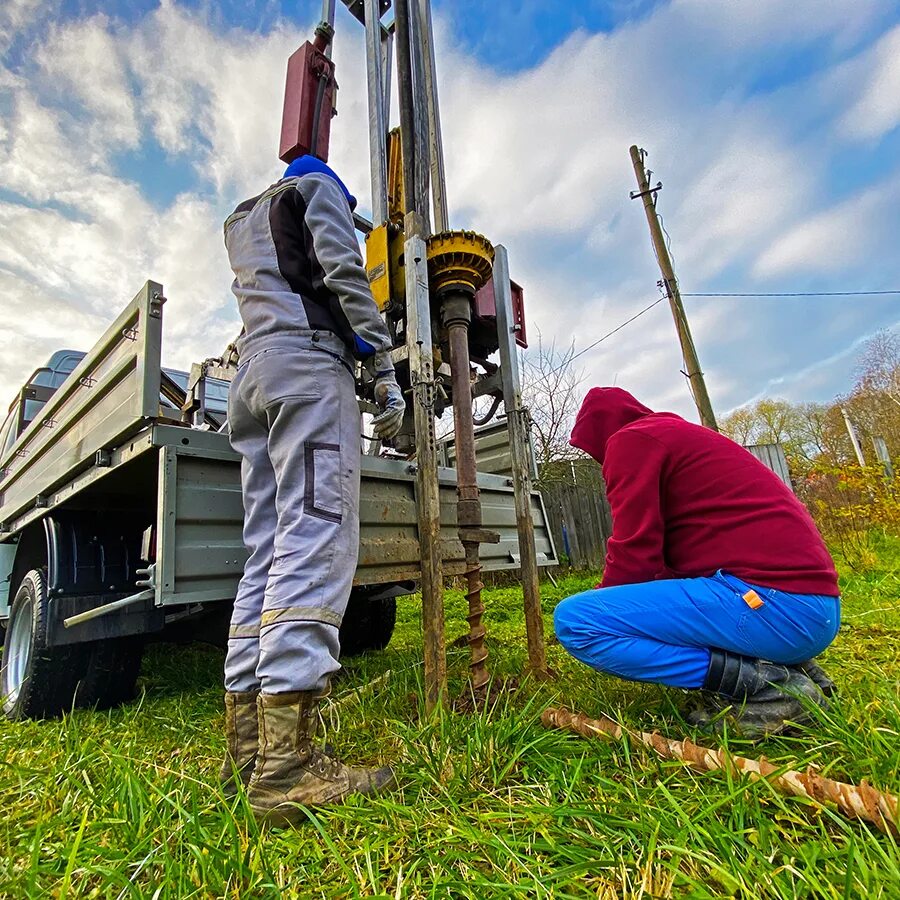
[796,462,900,570]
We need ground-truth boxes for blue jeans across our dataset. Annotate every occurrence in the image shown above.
[553,573,841,689]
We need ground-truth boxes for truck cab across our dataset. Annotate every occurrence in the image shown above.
[0,352,230,459]
[0,352,85,459]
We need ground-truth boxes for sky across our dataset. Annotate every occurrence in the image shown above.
[1,0,900,423]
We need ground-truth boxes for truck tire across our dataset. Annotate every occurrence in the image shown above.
[1,569,87,720]
[339,593,397,657]
[75,636,145,710]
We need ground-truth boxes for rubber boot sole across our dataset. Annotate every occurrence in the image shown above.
[250,765,397,828]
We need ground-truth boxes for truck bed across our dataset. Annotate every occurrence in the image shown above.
[0,281,557,611]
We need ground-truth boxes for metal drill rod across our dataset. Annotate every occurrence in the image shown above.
[406,0,433,234]
[363,0,388,224]
[393,0,418,225]
[395,0,447,709]
[444,292,489,691]
[416,0,449,232]
[381,25,393,133]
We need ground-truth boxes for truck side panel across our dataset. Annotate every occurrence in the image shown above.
[154,435,557,607]
[0,282,164,527]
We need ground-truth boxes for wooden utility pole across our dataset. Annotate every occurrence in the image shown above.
[629,145,718,431]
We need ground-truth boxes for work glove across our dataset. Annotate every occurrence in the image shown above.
[372,370,405,441]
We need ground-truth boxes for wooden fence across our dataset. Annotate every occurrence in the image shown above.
[539,460,612,571]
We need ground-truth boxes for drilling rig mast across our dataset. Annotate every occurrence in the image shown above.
[280,0,551,709]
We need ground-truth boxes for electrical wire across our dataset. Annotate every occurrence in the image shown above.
[547,296,667,376]
[682,290,900,297]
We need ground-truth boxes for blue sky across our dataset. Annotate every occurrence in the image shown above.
[1,0,900,422]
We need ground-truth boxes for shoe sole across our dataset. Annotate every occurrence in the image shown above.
[251,768,397,828]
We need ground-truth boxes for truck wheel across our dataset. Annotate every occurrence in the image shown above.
[1,569,86,720]
[75,637,145,710]
[339,594,397,657]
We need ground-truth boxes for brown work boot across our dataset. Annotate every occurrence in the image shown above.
[219,690,259,797]
[248,690,395,827]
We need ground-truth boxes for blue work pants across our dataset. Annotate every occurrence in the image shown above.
[553,573,840,689]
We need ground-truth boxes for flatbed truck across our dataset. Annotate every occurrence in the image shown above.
[0,281,555,719]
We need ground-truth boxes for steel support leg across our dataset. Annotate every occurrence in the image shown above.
[493,246,550,677]
[405,236,446,711]
[443,291,489,691]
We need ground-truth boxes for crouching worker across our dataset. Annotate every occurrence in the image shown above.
[219,155,405,825]
[553,387,840,739]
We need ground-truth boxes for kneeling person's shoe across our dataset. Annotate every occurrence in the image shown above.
[688,650,829,740]
[219,690,260,797]
[248,690,395,827]
[791,658,837,698]
[687,695,820,740]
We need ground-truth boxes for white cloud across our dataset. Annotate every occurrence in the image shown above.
[36,16,139,149]
[838,24,900,141]
[1,0,899,430]
[753,176,900,278]
[0,0,49,52]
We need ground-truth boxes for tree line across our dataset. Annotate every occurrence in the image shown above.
[719,330,899,472]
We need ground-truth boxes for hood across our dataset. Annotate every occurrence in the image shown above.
[283,155,358,211]
[569,387,655,464]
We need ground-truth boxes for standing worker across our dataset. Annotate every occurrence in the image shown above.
[554,387,840,740]
[219,155,405,825]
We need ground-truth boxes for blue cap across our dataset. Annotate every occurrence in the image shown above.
[283,155,358,211]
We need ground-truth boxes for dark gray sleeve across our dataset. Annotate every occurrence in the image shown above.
[297,173,394,369]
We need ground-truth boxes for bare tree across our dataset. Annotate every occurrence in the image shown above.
[854,329,900,408]
[520,333,586,472]
[848,329,900,455]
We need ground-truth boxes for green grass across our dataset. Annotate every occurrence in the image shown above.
[2,542,899,899]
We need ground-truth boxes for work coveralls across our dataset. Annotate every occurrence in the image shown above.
[222,168,393,695]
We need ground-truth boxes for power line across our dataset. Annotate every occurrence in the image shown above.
[682,290,900,298]
[541,286,899,378]
[549,296,666,375]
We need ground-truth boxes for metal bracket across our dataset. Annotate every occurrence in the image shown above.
[136,563,157,591]
[148,291,166,318]
[458,527,500,545]
[341,0,392,26]
[629,181,662,200]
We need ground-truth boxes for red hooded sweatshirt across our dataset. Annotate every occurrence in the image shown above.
[569,387,839,596]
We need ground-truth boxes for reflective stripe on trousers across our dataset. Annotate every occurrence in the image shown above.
[224,346,361,693]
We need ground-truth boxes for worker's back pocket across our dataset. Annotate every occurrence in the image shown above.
[244,348,323,409]
[304,442,343,523]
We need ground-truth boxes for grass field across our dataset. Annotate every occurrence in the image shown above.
[2,539,899,898]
